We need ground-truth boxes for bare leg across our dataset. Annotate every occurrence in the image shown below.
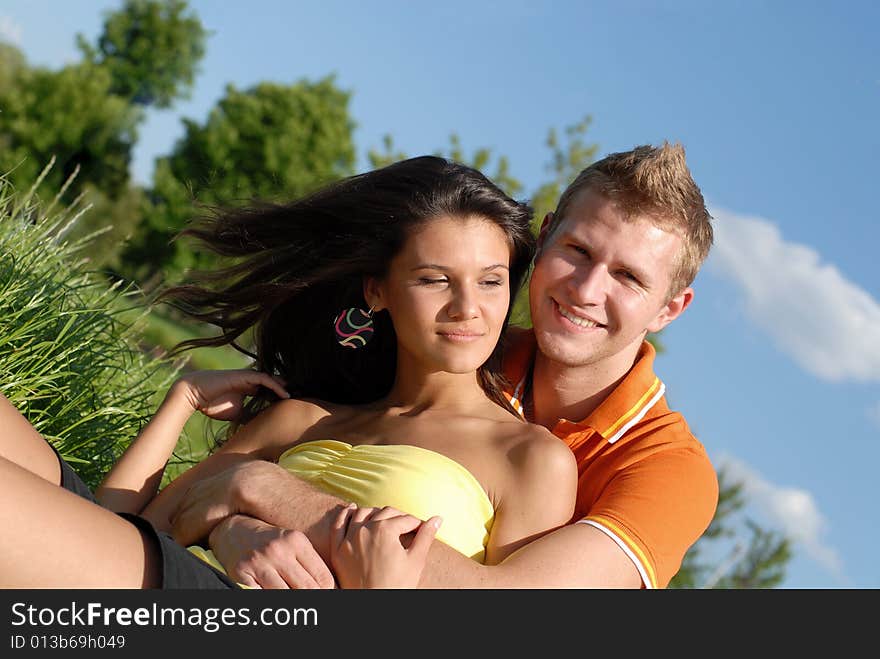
[0,393,160,587]
[0,455,162,587]
[0,393,63,484]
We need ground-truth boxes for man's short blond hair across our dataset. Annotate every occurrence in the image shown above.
[550,142,713,298]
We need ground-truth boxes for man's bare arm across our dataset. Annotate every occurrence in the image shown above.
[169,460,344,558]
[418,523,641,588]
[172,461,641,588]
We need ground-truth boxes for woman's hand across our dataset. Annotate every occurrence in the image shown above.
[330,505,441,589]
[172,369,289,421]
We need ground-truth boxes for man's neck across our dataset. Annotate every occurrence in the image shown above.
[529,344,641,430]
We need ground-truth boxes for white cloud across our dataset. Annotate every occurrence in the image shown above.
[708,207,880,382]
[717,454,846,583]
[0,15,22,45]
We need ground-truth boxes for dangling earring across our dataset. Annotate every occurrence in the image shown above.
[334,306,375,349]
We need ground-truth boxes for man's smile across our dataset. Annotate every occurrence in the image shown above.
[553,299,605,331]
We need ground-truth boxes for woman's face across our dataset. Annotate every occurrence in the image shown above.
[368,215,512,375]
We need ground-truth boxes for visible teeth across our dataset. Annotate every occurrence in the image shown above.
[558,304,598,328]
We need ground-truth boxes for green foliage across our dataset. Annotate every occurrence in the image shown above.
[717,520,791,588]
[670,466,791,588]
[0,47,140,203]
[368,133,524,199]
[444,134,524,199]
[366,134,409,170]
[122,77,357,284]
[65,182,148,270]
[528,115,598,228]
[0,42,27,85]
[140,307,248,375]
[0,170,181,489]
[0,2,207,271]
[77,0,207,109]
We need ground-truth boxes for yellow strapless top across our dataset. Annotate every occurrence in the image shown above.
[188,439,495,575]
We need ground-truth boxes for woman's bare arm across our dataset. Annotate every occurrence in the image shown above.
[482,428,577,565]
[96,370,289,515]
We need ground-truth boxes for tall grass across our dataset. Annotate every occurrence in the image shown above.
[0,167,189,488]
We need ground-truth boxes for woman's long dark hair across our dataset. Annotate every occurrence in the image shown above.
[159,156,535,422]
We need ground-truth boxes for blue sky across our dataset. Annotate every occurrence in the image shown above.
[3,0,877,588]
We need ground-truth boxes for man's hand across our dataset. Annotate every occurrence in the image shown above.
[330,505,441,589]
[169,461,256,545]
[209,515,335,589]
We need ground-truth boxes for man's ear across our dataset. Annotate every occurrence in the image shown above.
[363,276,384,312]
[647,287,694,333]
[536,212,555,251]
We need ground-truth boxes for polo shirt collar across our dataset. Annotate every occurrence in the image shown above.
[507,331,666,444]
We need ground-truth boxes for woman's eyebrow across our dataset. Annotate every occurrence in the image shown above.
[410,264,509,271]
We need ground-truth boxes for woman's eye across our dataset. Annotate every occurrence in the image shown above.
[481,279,505,287]
[570,244,588,256]
[418,278,447,285]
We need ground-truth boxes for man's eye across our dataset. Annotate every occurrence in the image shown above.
[569,244,588,256]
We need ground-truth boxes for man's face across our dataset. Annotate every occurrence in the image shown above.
[529,188,690,371]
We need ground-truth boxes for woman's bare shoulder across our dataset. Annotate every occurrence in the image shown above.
[490,415,556,444]
[266,396,337,419]
[248,398,355,434]
[236,397,357,460]
[503,421,576,476]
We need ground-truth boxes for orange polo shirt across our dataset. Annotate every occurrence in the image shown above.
[503,328,718,589]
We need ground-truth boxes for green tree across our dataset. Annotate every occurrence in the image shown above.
[528,115,599,231]
[123,76,356,285]
[76,182,149,271]
[0,49,138,203]
[77,0,207,109]
[368,132,524,199]
[670,467,791,588]
[0,2,208,268]
[0,41,27,90]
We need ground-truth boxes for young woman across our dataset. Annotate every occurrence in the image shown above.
[0,156,576,588]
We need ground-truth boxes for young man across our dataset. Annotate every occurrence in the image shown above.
[170,142,718,589]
